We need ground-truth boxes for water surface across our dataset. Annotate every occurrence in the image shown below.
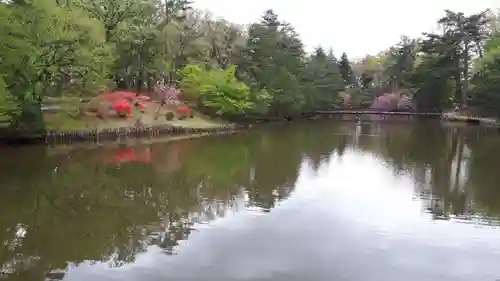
[1,119,500,281]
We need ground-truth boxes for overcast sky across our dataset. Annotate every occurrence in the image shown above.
[193,0,500,59]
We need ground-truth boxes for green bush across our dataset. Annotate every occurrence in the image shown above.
[178,65,254,116]
[0,77,18,125]
[470,46,500,117]
[165,112,175,121]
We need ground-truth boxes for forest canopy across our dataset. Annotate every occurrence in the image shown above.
[1,0,500,135]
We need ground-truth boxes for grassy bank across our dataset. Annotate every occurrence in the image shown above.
[33,97,246,145]
[42,97,226,132]
[0,97,241,146]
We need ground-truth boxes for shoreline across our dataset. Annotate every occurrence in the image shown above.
[42,123,251,146]
[1,112,498,147]
[0,122,252,146]
[440,112,499,127]
[43,130,251,154]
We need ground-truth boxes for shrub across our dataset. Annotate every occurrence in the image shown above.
[165,112,175,121]
[0,78,18,125]
[178,65,254,116]
[113,100,133,117]
[174,105,192,117]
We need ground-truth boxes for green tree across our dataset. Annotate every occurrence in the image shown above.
[239,9,306,117]
[409,54,453,111]
[384,36,419,91]
[0,0,112,134]
[0,78,18,125]
[76,0,153,41]
[469,45,500,116]
[302,47,345,111]
[338,52,354,87]
[421,10,489,112]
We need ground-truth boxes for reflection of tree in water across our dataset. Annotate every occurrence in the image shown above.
[241,122,347,211]
[301,121,345,170]
[352,121,500,222]
[0,150,200,279]
[465,131,500,217]
[0,129,306,280]
[245,129,303,210]
[2,121,500,280]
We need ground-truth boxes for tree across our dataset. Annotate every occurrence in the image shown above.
[338,52,354,87]
[0,0,112,134]
[0,78,18,125]
[469,37,500,116]
[409,54,453,112]
[76,0,153,41]
[302,48,345,110]
[239,9,306,117]
[420,10,489,112]
[384,36,419,91]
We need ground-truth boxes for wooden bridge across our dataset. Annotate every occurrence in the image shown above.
[314,110,499,127]
[315,110,441,117]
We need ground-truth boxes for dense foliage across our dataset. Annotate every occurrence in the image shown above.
[1,0,500,135]
[178,65,254,116]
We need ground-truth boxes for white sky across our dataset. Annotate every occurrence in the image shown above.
[193,0,500,60]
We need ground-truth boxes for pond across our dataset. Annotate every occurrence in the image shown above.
[1,118,500,281]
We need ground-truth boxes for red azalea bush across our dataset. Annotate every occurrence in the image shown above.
[113,99,133,117]
[174,106,192,117]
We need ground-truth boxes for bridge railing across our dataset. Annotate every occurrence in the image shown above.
[314,110,442,117]
[311,110,499,127]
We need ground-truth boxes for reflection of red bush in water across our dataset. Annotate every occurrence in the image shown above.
[101,142,191,174]
[103,148,151,165]
[162,141,191,173]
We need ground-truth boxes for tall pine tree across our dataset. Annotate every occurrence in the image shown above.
[339,52,354,87]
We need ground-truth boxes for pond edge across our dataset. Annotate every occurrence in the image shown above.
[1,112,498,147]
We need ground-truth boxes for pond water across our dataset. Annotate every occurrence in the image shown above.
[1,119,500,281]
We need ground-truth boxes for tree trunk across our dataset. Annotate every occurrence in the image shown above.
[136,71,143,95]
[475,42,483,59]
[147,76,153,94]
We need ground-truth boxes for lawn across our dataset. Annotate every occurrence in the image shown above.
[42,97,225,132]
